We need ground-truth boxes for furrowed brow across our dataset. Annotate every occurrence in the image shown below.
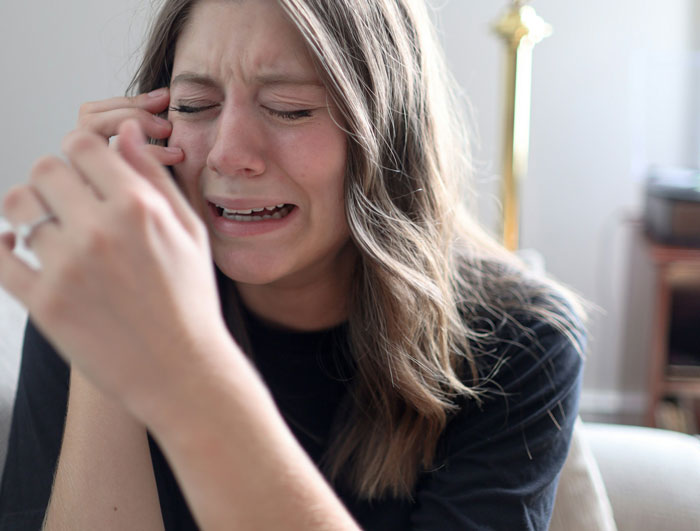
[170,72,221,90]
[170,71,324,89]
[252,72,324,88]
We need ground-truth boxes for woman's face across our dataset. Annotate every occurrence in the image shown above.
[168,0,351,290]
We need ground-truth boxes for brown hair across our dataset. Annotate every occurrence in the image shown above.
[129,0,586,500]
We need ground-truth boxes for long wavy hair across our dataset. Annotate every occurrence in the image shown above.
[128,0,586,500]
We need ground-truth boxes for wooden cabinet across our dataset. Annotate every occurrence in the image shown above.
[645,238,700,430]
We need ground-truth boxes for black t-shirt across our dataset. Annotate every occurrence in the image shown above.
[0,305,583,530]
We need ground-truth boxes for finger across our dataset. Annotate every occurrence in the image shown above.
[29,155,98,222]
[117,120,201,236]
[61,129,144,199]
[111,136,184,166]
[79,88,170,117]
[79,107,173,142]
[144,144,185,166]
[2,184,61,252]
[0,224,41,306]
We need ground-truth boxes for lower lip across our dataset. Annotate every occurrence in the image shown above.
[206,202,298,237]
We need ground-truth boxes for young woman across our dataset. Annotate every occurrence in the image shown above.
[0,0,585,529]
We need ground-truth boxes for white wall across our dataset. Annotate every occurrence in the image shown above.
[0,0,150,197]
[1,1,698,418]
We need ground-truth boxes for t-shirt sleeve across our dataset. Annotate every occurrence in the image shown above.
[410,318,584,531]
[0,320,70,531]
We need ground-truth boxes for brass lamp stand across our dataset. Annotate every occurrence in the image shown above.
[493,1,552,251]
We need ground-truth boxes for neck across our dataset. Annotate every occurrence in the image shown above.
[234,243,357,331]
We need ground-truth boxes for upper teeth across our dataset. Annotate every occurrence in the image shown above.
[219,203,285,215]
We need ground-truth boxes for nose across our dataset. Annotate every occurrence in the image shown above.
[206,102,266,178]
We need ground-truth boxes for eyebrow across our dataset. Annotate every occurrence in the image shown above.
[170,71,324,89]
[170,72,221,89]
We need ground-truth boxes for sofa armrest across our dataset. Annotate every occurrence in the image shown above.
[550,417,617,531]
[584,422,700,531]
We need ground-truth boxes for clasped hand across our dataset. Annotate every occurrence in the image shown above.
[0,93,235,425]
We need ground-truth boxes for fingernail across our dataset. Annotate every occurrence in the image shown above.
[148,87,168,98]
[165,147,182,155]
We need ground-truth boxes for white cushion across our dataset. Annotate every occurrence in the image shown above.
[584,422,700,531]
[550,417,618,531]
[0,287,26,481]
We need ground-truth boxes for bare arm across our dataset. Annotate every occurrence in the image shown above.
[144,338,360,531]
[43,369,165,531]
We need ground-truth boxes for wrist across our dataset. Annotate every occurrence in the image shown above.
[126,326,255,437]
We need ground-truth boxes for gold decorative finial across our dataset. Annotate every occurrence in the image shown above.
[492,1,551,251]
[494,5,551,49]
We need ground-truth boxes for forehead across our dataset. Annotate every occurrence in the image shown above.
[172,0,317,83]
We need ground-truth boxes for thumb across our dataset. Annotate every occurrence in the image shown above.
[117,119,200,237]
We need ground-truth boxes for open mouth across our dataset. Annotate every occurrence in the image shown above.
[210,202,296,222]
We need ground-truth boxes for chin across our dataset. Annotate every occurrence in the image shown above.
[212,249,289,286]
[217,266,281,286]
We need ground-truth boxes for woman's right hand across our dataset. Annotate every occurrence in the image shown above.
[77,87,184,166]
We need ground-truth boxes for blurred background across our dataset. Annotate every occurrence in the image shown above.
[1,0,699,430]
[433,0,700,430]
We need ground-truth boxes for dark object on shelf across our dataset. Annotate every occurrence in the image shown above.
[645,167,700,246]
[666,287,700,379]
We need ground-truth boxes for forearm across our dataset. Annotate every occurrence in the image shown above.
[145,343,360,531]
[43,369,165,531]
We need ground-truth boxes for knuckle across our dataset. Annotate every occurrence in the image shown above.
[82,224,110,253]
[30,155,63,183]
[2,184,30,214]
[78,101,95,118]
[62,130,101,156]
[118,187,155,218]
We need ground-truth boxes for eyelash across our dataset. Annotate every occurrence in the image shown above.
[169,104,218,114]
[169,105,313,121]
[267,108,313,121]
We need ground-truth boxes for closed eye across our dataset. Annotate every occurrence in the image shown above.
[265,108,314,121]
[169,104,219,114]
[169,104,313,121]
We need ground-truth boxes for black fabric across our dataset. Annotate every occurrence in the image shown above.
[0,306,582,531]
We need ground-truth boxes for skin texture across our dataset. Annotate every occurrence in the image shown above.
[169,0,356,330]
[0,0,361,529]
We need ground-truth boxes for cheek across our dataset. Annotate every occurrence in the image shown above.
[283,125,347,199]
[315,133,347,211]
[168,123,212,199]
[169,122,212,169]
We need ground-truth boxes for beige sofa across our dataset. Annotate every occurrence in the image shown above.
[551,418,700,530]
[1,287,700,530]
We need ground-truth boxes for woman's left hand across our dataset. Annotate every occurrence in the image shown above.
[0,120,233,422]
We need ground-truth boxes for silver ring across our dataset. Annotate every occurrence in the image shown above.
[15,213,57,247]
